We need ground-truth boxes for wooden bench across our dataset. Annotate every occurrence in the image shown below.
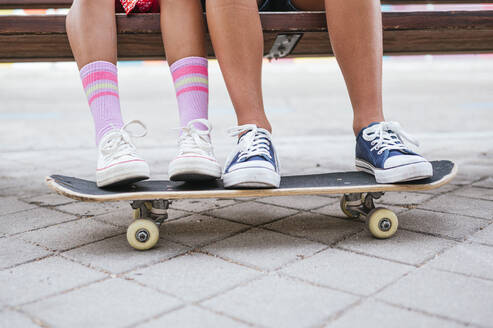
[1,0,493,62]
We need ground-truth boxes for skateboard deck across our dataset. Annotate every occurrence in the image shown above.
[46,160,456,202]
[45,160,457,250]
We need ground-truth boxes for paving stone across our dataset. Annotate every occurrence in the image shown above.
[327,299,465,328]
[419,195,493,220]
[337,230,457,266]
[0,237,51,269]
[415,183,459,195]
[399,209,489,240]
[206,201,298,226]
[204,228,326,271]
[19,218,123,251]
[257,195,333,210]
[170,198,237,213]
[428,242,493,280]
[22,278,181,328]
[0,196,37,215]
[468,223,493,246]
[161,214,249,248]
[141,305,249,328]
[379,192,434,207]
[281,248,412,296]
[264,212,364,245]
[0,256,106,306]
[202,274,358,328]
[24,193,74,207]
[0,309,41,328]
[472,177,493,189]
[57,201,127,216]
[451,186,493,201]
[93,207,189,228]
[449,174,480,186]
[376,268,493,327]
[128,252,260,302]
[0,207,77,235]
[64,235,188,274]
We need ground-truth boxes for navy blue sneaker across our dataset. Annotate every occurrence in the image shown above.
[355,122,433,183]
[223,125,281,188]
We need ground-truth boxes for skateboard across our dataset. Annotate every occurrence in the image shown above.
[46,160,457,250]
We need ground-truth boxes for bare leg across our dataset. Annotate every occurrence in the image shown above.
[292,0,384,135]
[66,0,117,68]
[206,0,271,132]
[159,0,207,64]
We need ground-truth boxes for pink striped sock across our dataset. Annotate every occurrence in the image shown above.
[80,61,124,145]
[170,57,209,130]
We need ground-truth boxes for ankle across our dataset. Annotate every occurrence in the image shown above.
[353,117,384,136]
[237,119,272,133]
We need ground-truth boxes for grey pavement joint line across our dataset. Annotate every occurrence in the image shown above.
[335,233,461,268]
[1,252,55,272]
[123,304,187,328]
[415,205,492,221]
[62,245,193,277]
[124,253,268,319]
[5,306,50,328]
[399,220,488,243]
[194,248,268,273]
[428,263,493,283]
[159,218,253,249]
[377,299,484,328]
[18,275,111,308]
[258,212,365,247]
[193,304,258,327]
[22,231,127,254]
[313,298,365,328]
[204,202,301,228]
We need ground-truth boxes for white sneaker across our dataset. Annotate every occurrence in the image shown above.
[96,120,150,187]
[168,119,221,181]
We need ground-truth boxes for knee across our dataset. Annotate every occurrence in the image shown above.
[66,0,114,25]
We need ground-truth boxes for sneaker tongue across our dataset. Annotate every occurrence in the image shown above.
[238,129,254,143]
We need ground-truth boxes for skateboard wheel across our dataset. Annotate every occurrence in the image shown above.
[127,219,159,250]
[366,208,398,239]
[133,209,141,220]
[340,196,360,219]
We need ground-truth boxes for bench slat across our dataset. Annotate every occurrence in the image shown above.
[0,0,492,9]
[1,11,492,61]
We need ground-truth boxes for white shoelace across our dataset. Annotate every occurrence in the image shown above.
[362,122,419,155]
[228,124,272,161]
[176,119,213,156]
[100,120,147,160]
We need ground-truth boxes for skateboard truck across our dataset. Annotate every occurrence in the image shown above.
[127,199,171,250]
[340,192,398,239]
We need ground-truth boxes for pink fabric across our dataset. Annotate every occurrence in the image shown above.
[88,91,120,106]
[80,61,124,145]
[82,72,118,88]
[171,65,208,82]
[176,86,208,97]
[170,57,209,130]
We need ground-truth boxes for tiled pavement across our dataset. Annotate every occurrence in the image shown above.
[1,57,493,327]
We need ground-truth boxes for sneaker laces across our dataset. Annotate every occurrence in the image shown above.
[100,120,147,159]
[176,119,213,156]
[362,121,419,155]
[228,124,272,161]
